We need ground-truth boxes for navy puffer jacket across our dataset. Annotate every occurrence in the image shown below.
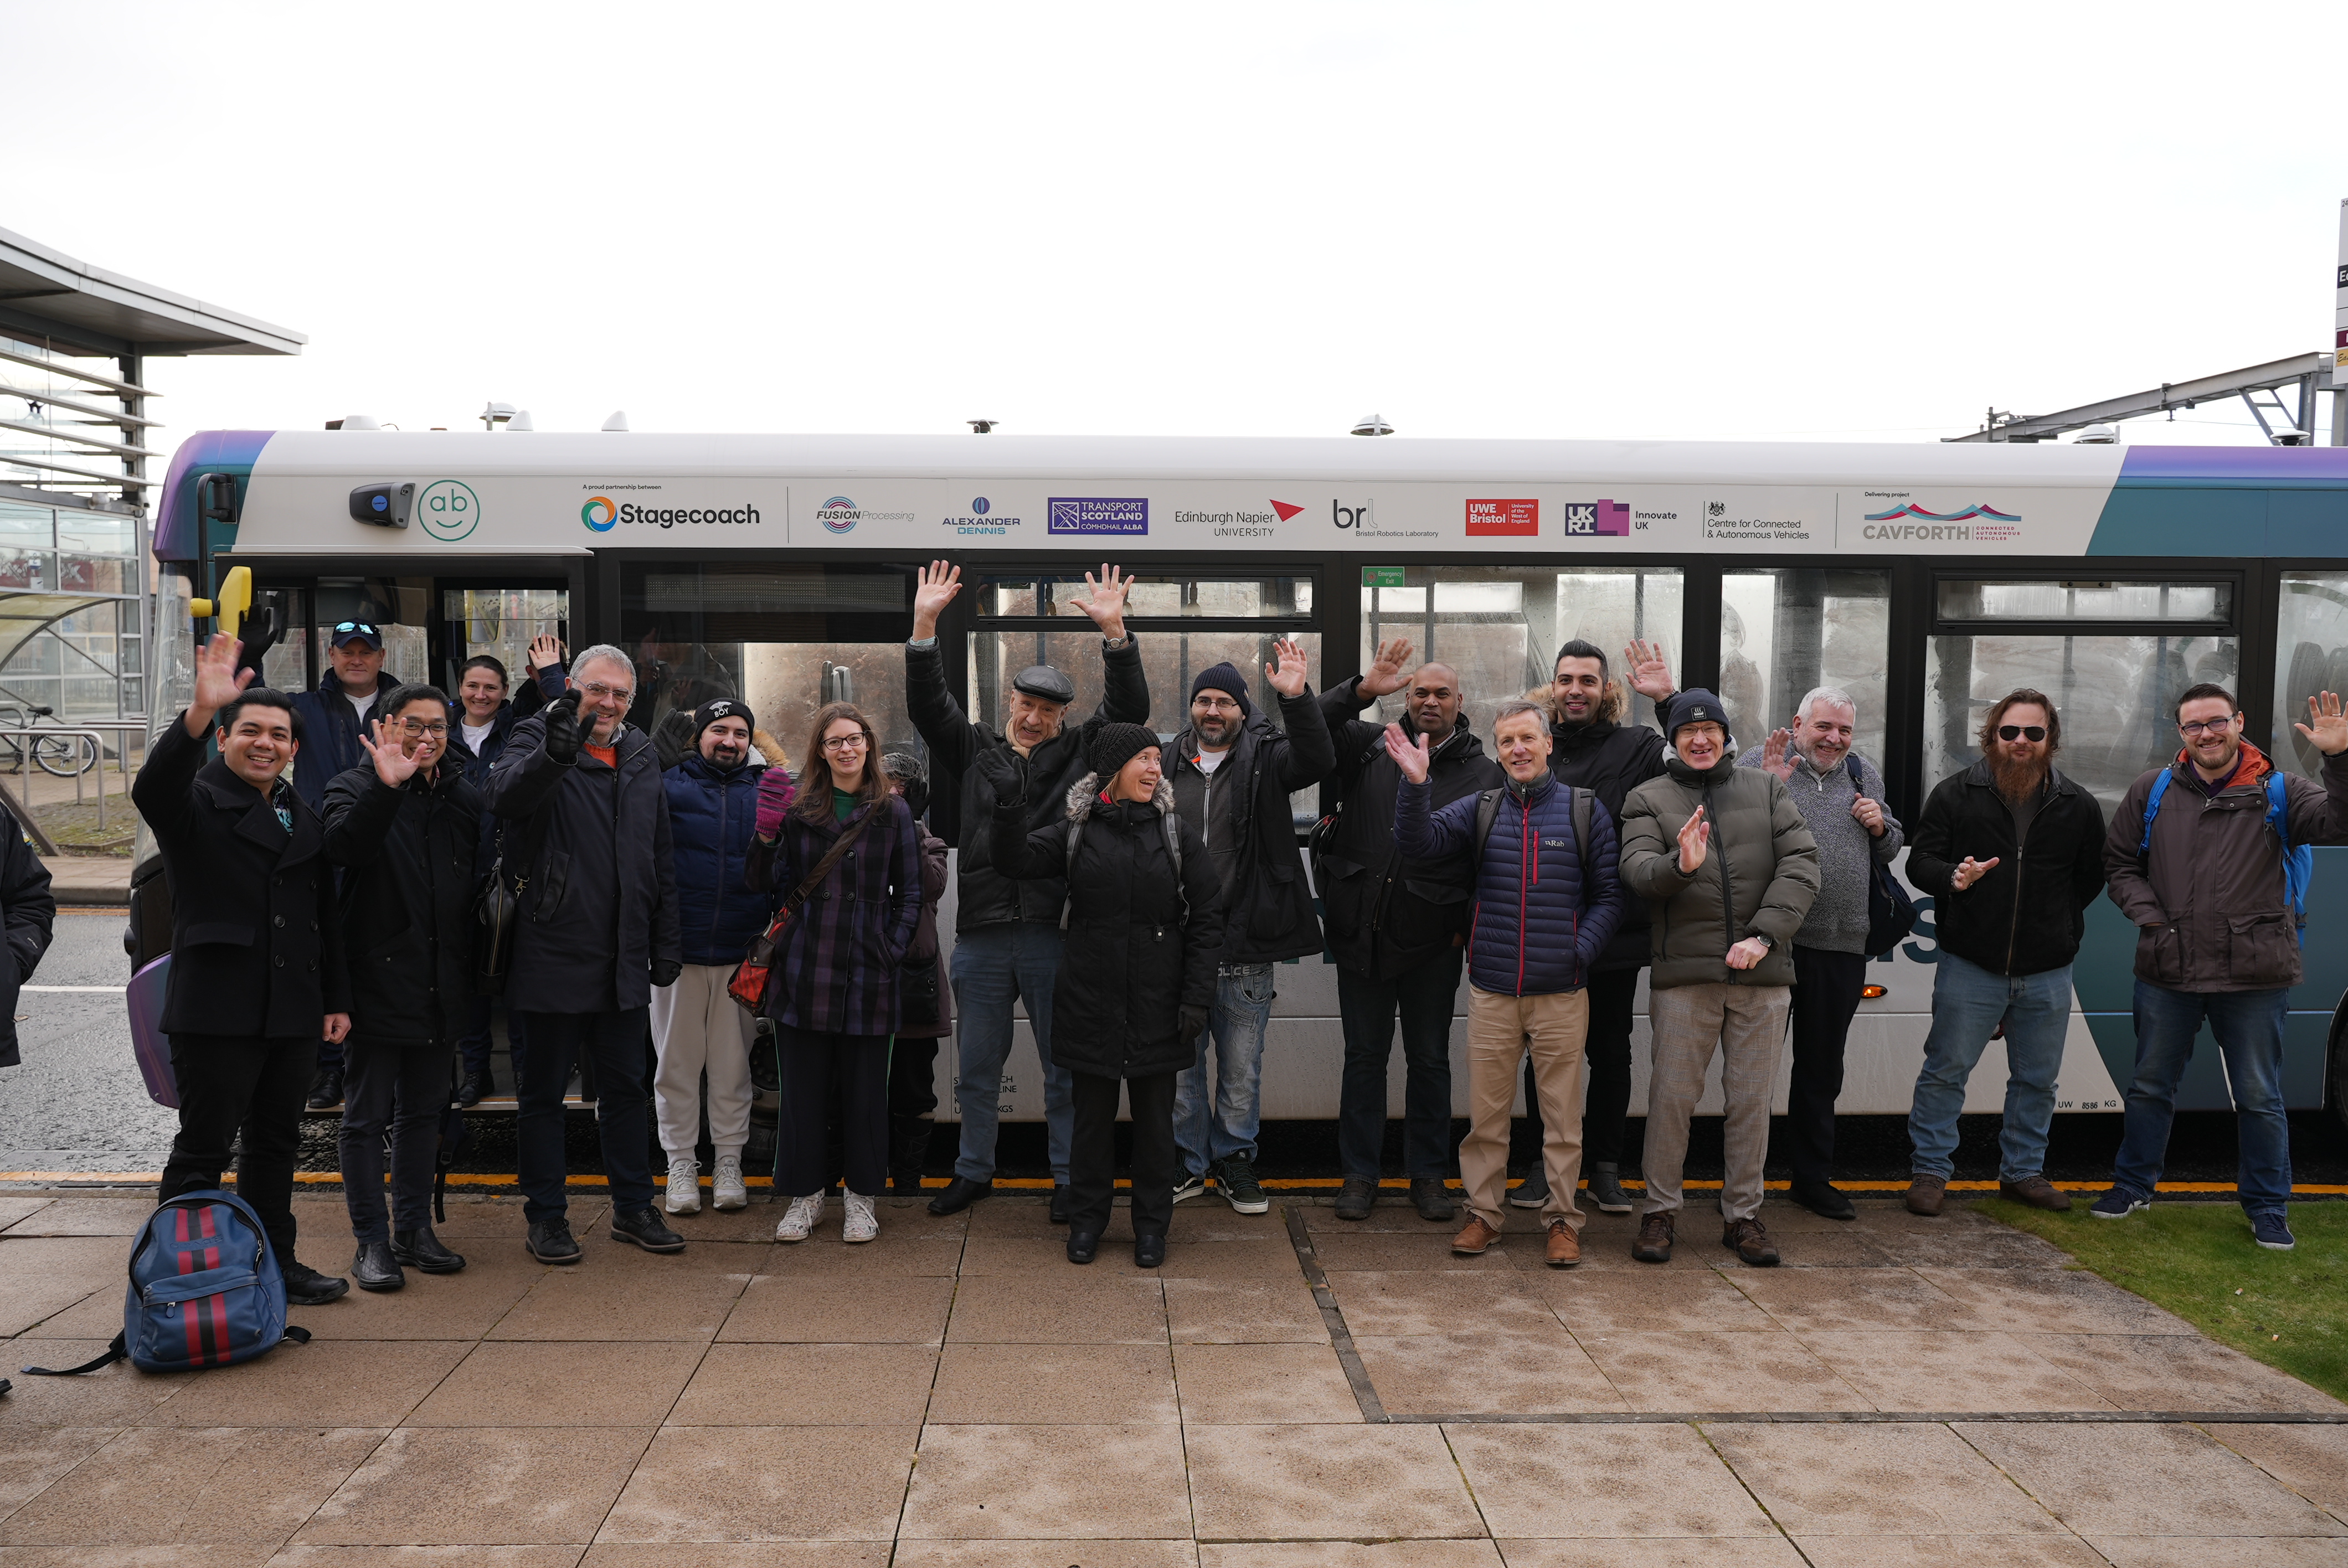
[1394,770,1625,997]
[663,753,778,966]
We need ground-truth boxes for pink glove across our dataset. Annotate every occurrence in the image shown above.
[755,769,796,839]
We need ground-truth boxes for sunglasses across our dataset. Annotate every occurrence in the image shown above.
[1997,725,2048,742]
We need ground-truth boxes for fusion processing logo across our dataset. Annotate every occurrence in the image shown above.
[581,495,618,533]
[818,496,861,534]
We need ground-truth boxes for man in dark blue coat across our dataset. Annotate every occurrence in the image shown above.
[652,698,775,1217]
[1393,698,1624,1270]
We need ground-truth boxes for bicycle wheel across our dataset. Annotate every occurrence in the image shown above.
[33,734,94,778]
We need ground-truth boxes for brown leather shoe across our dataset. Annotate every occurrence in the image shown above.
[1450,1215,1501,1256]
[1631,1210,1674,1263]
[1723,1215,1780,1267]
[1999,1175,2073,1212]
[1906,1173,1947,1216]
[1544,1218,1581,1269]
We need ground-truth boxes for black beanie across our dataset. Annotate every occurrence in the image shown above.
[1190,662,1255,716]
[693,697,755,742]
[1662,688,1730,744]
[1089,723,1161,781]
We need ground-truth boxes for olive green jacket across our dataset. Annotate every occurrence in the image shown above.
[1620,754,1821,989]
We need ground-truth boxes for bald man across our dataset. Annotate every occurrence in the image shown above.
[1315,643,1503,1221]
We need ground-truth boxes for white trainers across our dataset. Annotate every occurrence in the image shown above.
[842,1192,879,1244]
[712,1152,748,1211]
[663,1156,701,1216]
[774,1194,822,1242]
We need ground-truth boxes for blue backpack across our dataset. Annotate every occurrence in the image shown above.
[2138,767,2311,945]
[19,1189,310,1378]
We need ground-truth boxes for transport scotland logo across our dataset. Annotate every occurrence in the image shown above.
[1048,497,1149,535]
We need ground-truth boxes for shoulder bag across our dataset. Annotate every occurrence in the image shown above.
[728,805,883,1012]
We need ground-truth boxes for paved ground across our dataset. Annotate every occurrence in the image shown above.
[4,1191,2345,1565]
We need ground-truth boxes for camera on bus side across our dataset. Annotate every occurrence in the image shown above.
[349,482,414,528]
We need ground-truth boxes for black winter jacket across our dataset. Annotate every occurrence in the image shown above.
[1907,760,2108,977]
[907,635,1150,932]
[322,761,485,1048]
[291,670,402,817]
[990,773,1225,1079]
[485,714,682,1013]
[131,716,349,1038]
[0,803,54,1066]
[1167,689,1335,964]
[1547,716,1670,972]
[1316,678,1503,976]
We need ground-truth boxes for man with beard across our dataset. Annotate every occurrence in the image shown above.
[1513,637,1675,1214]
[1319,642,1502,1220]
[1903,689,2107,1217]
[2093,684,2348,1250]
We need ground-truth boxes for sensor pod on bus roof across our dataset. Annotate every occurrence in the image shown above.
[349,482,414,528]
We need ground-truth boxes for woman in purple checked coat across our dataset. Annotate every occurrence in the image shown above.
[747,701,921,1249]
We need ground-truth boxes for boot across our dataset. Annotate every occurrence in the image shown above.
[352,1239,405,1292]
[391,1226,466,1273]
[457,1068,490,1107]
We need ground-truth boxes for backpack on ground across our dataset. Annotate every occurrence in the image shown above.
[2138,766,2311,944]
[18,1189,310,1377]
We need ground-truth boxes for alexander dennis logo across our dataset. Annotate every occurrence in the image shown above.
[581,495,618,532]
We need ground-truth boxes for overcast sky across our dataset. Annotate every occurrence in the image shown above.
[6,2,2344,453]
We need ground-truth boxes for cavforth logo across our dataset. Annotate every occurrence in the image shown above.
[1860,501,2021,544]
[1048,497,1149,535]
[419,479,482,543]
[581,495,618,533]
[1861,503,2020,524]
[1562,501,1630,538]
[1465,498,1539,537]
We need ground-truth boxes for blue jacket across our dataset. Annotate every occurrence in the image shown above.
[1395,770,1624,997]
[290,670,401,817]
[664,752,777,965]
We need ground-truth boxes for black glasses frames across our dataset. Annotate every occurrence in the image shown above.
[1996,725,2048,742]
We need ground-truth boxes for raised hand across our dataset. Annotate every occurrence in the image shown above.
[912,560,962,641]
[527,633,564,674]
[360,718,423,788]
[754,767,796,839]
[1358,636,1415,699]
[1068,563,1134,641]
[1725,936,1770,971]
[2295,691,2348,757]
[1265,636,1309,698]
[1676,803,1711,874]
[186,631,256,736]
[1624,638,1675,702]
[1759,728,1795,781]
[1381,721,1432,785]
[1950,854,1999,891]
[542,690,584,765]
[975,744,1028,804]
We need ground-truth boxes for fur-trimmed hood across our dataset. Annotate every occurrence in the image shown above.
[1064,771,1176,821]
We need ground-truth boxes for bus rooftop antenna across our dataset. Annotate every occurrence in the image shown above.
[1351,414,1394,436]
[969,419,997,434]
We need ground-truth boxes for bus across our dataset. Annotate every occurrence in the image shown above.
[134,429,2348,1135]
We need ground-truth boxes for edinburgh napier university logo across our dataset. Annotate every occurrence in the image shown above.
[1465,499,1539,537]
[1048,497,1149,535]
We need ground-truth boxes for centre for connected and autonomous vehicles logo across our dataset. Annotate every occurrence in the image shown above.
[581,495,618,532]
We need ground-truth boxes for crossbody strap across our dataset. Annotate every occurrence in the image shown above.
[779,804,881,920]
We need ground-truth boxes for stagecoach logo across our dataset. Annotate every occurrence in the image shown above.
[1048,497,1149,535]
[1860,501,2022,543]
[581,494,618,533]
[418,479,482,542]
[816,495,916,534]
[1562,500,1630,537]
[943,497,1022,536]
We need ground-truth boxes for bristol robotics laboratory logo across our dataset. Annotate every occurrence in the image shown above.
[581,496,618,533]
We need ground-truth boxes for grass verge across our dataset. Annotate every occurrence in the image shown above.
[1979,1196,2348,1404]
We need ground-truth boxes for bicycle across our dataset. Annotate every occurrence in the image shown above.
[0,706,100,778]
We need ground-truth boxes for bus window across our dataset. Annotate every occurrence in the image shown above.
[1361,566,1685,733]
[443,587,568,696]
[313,577,431,687]
[2276,572,2348,779]
[1719,570,1888,761]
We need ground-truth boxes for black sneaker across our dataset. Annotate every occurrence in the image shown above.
[1333,1176,1377,1221]
[926,1177,993,1216]
[527,1217,583,1264]
[610,1207,686,1254]
[456,1070,490,1108]
[1509,1164,1550,1209]
[1216,1156,1269,1215]
[2252,1211,2297,1251]
[282,1260,351,1304]
[1584,1163,1636,1214]
[1409,1176,1455,1223]
[305,1067,344,1111]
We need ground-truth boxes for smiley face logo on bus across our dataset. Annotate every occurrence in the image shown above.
[418,479,482,542]
[581,496,618,533]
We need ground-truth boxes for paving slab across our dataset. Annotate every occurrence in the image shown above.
[1954,1421,2348,1538]
[1171,1343,1362,1423]
[1493,1543,1808,1567]
[404,1341,703,1427]
[596,1426,915,1541]
[1186,1423,1484,1540]
[0,1425,386,1548]
[1446,1422,1779,1538]
[898,1423,1192,1540]
[1703,1421,2064,1536]
[928,1342,1178,1424]
[666,1343,939,1425]
[294,1426,656,1546]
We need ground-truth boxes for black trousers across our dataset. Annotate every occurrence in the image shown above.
[778,1027,889,1198]
[339,1038,453,1242]
[888,1036,941,1178]
[159,1033,316,1267]
[1522,965,1639,1167]
[516,1008,654,1224]
[1786,945,1869,1184]
[1335,946,1461,1179]
[1069,1067,1178,1239]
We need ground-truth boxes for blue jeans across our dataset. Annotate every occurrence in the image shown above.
[1175,962,1275,1179]
[948,922,1074,1184]
[1336,947,1460,1179]
[1907,951,2071,1182]
[2113,981,2292,1216]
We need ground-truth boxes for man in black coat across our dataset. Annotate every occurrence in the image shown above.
[903,560,1147,1219]
[131,632,352,1305]
[0,802,55,1070]
[323,684,483,1291]
[1164,646,1334,1215]
[1318,651,1502,1221]
[486,643,684,1265]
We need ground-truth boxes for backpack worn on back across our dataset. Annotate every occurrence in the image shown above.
[2138,766,2311,945]
[1471,783,1595,887]
[19,1189,310,1378]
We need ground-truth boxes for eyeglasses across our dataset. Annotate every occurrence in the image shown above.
[821,734,870,752]
[1193,697,1243,713]
[579,680,634,703]
[394,719,449,737]
[1997,725,2048,742]
[2179,717,2236,737]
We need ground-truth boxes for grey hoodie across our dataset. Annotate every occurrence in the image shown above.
[1732,746,1902,955]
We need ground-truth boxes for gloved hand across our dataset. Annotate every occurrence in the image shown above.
[755,768,796,839]
[1180,1004,1209,1042]
[650,958,683,988]
[543,689,584,765]
[974,745,1026,807]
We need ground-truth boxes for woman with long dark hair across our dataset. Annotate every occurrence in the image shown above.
[748,701,921,1244]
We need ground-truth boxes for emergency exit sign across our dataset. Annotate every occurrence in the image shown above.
[1363,567,1405,588]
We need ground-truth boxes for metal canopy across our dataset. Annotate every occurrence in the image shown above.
[0,226,305,358]
[1948,353,2332,443]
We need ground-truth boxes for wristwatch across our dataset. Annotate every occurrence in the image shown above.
[1102,635,1132,650]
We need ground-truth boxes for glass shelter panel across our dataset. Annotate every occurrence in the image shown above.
[2275,572,2348,781]
[1719,570,1890,762]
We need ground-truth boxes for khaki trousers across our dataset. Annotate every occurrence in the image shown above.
[1641,981,1791,1223]
[1463,986,1590,1231]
